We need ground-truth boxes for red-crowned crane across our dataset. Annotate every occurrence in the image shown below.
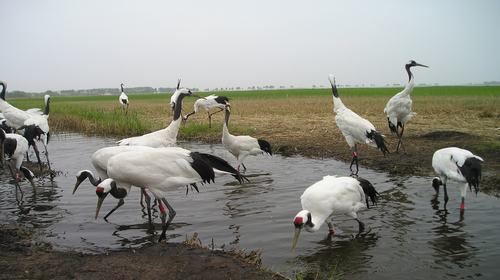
[0,128,36,192]
[74,145,159,222]
[291,175,379,250]
[0,82,50,171]
[221,104,272,172]
[119,83,129,114]
[431,147,483,217]
[183,95,230,128]
[94,147,246,241]
[116,82,197,147]
[328,75,389,175]
[384,60,428,152]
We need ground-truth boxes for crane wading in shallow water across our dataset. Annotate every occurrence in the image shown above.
[0,81,51,172]
[291,175,379,250]
[431,147,483,218]
[95,147,246,241]
[119,83,129,114]
[183,95,230,128]
[221,104,272,172]
[384,60,428,153]
[328,75,389,175]
[0,128,36,193]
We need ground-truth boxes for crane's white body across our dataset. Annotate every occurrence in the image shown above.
[384,77,416,128]
[90,145,158,182]
[334,99,378,149]
[222,128,262,167]
[106,148,206,199]
[119,92,128,106]
[116,118,181,147]
[118,82,192,147]
[5,133,29,170]
[432,147,483,198]
[193,95,226,113]
[300,176,366,232]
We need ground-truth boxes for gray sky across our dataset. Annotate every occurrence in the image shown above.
[1,0,499,92]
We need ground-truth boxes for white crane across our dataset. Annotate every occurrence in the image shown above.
[328,75,389,175]
[384,60,428,152]
[74,145,159,222]
[116,82,196,147]
[221,104,272,172]
[431,147,483,216]
[94,147,246,241]
[183,95,230,128]
[119,83,129,114]
[0,128,36,192]
[291,175,379,250]
[0,82,51,171]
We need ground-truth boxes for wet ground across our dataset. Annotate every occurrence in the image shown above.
[1,133,500,279]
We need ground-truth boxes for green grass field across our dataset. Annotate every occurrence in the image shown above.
[6,86,499,139]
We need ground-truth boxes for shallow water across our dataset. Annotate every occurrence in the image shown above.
[1,133,499,279]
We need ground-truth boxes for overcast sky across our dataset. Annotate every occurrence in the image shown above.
[1,0,499,92]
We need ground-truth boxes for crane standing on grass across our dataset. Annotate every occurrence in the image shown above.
[328,75,389,175]
[384,60,428,152]
[183,95,230,128]
[119,83,129,114]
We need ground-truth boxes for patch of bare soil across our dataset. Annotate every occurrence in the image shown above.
[0,225,287,280]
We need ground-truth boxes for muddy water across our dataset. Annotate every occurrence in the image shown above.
[1,133,499,279]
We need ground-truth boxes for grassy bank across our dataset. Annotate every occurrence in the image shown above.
[7,86,500,191]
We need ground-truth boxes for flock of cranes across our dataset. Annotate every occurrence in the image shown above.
[0,60,484,250]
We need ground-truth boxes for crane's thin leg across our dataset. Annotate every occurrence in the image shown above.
[209,108,224,117]
[43,143,53,178]
[349,145,359,175]
[159,197,176,242]
[140,190,144,207]
[32,143,43,172]
[443,183,449,209]
[104,199,124,221]
[327,222,335,235]
[207,112,212,128]
[25,151,31,163]
[241,163,247,171]
[396,125,406,153]
[356,218,365,234]
[142,189,153,233]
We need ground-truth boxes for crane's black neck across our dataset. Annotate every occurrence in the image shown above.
[173,93,187,121]
[120,84,124,93]
[405,64,413,82]
[0,81,6,101]
[44,97,50,115]
[110,186,127,199]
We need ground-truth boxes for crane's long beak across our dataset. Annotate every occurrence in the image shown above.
[73,179,83,195]
[95,194,108,219]
[416,63,429,68]
[291,227,302,251]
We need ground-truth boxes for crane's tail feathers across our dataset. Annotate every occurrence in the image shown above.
[190,152,216,184]
[357,177,379,209]
[366,130,390,156]
[387,118,398,134]
[258,139,273,155]
[458,157,483,194]
[196,153,248,184]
